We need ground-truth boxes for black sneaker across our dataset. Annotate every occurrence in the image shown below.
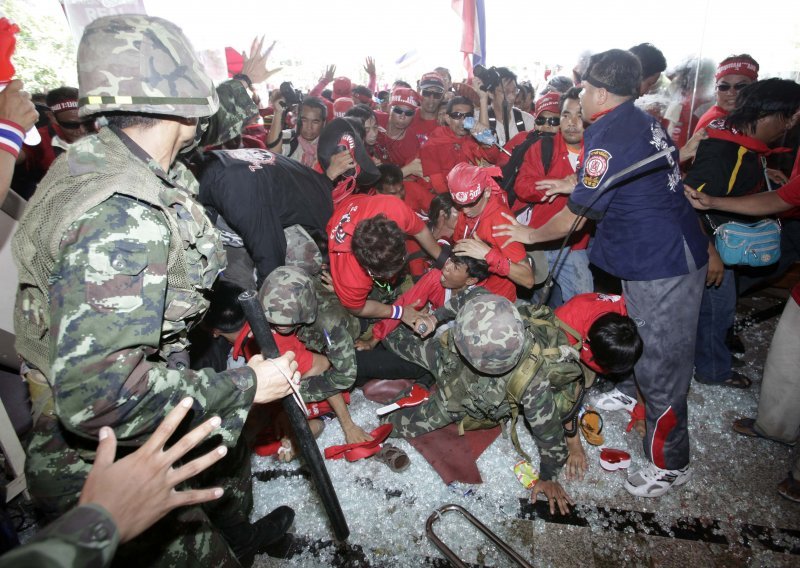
[233,506,295,567]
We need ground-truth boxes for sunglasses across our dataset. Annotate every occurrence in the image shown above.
[58,119,91,130]
[447,111,474,120]
[716,82,750,92]
[535,116,561,127]
[392,106,415,117]
[421,89,444,99]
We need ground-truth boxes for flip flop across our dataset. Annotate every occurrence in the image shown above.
[732,418,795,447]
[777,473,800,502]
[373,443,410,472]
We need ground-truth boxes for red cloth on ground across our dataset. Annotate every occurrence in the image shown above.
[554,292,627,373]
[514,131,590,249]
[453,194,526,301]
[372,269,446,341]
[420,126,501,193]
[328,194,425,310]
[407,424,501,485]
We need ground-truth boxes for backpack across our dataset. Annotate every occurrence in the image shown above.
[457,304,591,462]
[500,132,555,208]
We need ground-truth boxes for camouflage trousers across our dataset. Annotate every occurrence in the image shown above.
[25,412,253,567]
[297,277,360,402]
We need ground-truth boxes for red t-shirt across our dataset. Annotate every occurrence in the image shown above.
[554,293,627,373]
[375,127,420,167]
[233,323,314,375]
[408,111,440,144]
[420,126,501,193]
[513,132,590,250]
[328,194,425,310]
[372,268,446,341]
[453,193,526,301]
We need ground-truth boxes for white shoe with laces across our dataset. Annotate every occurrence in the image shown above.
[624,462,692,497]
[591,388,636,412]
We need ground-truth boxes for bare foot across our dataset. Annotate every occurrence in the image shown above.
[564,434,587,481]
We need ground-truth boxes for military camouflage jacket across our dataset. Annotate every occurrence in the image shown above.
[0,505,118,568]
[13,121,255,446]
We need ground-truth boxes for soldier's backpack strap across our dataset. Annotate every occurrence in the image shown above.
[503,337,545,463]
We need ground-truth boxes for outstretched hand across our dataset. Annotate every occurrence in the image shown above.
[492,212,533,248]
[79,397,227,543]
[240,36,281,85]
[363,56,376,77]
[322,64,336,83]
[531,479,575,516]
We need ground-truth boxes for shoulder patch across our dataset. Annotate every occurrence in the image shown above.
[582,149,612,189]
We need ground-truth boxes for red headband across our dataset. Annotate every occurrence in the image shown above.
[715,59,758,82]
[50,100,79,113]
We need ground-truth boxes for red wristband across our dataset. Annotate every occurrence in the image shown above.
[485,247,511,276]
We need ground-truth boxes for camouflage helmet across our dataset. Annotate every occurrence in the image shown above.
[77,15,219,118]
[258,267,318,326]
[453,294,525,375]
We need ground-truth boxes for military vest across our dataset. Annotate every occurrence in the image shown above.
[13,127,225,377]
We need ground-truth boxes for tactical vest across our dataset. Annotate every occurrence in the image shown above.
[13,127,225,378]
[436,304,589,460]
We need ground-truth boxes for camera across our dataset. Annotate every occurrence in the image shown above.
[473,65,500,92]
[279,81,303,108]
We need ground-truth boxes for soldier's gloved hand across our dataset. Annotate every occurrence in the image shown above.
[531,479,575,516]
[249,352,299,404]
[78,397,227,543]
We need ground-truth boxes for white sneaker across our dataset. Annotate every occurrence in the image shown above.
[591,388,636,412]
[624,463,692,497]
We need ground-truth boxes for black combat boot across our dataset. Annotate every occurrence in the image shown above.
[225,505,295,567]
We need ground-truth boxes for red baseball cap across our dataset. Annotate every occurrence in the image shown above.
[333,77,353,100]
[534,91,561,118]
[447,162,502,205]
[333,97,355,118]
[390,87,421,110]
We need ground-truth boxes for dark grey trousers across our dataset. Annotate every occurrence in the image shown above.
[622,254,706,470]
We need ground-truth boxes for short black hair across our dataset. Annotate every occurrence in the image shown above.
[629,43,667,78]
[495,67,517,84]
[452,254,489,282]
[446,96,474,114]
[352,215,407,279]
[392,80,412,89]
[587,313,643,376]
[377,163,403,188]
[560,87,582,109]
[352,85,372,98]
[427,192,454,231]
[300,96,328,123]
[546,76,574,94]
[583,49,642,98]
[321,88,333,102]
[103,112,160,130]
[46,86,78,110]
[345,103,376,124]
[204,279,246,333]
[725,78,800,133]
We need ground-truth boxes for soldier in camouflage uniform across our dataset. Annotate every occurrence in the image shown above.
[12,15,298,567]
[383,294,576,514]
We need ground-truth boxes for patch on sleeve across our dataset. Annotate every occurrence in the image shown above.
[582,149,612,189]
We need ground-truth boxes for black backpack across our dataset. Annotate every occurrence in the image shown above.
[500,132,555,207]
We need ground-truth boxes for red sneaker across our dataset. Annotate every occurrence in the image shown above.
[600,448,631,471]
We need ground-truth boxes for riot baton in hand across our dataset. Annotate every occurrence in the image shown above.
[238,289,350,542]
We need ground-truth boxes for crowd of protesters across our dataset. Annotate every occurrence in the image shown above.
[1,15,799,566]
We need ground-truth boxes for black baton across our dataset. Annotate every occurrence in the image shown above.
[238,290,350,542]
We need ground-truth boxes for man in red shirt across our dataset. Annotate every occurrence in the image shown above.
[514,87,593,303]
[409,72,446,141]
[420,96,500,193]
[327,193,442,321]
[374,87,424,177]
[448,163,534,301]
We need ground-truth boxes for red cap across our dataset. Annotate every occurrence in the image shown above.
[419,72,445,91]
[333,77,353,100]
[333,97,355,118]
[447,162,503,205]
[715,57,759,82]
[390,87,421,109]
[534,91,561,118]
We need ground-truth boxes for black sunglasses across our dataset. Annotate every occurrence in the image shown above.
[535,116,560,127]
[447,111,474,120]
[392,106,415,117]
[716,82,750,92]
[421,89,444,99]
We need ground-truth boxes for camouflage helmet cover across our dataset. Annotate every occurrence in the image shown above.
[258,266,318,326]
[454,294,525,375]
[77,14,219,118]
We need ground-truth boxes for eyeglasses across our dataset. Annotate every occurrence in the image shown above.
[716,82,750,92]
[391,106,415,117]
[447,111,474,120]
[58,119,91,130]
[535,116,560,127]
[421,89,444,99]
